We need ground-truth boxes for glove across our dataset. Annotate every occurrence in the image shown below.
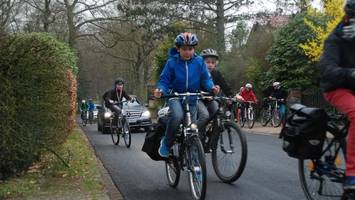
[342,19,355,40]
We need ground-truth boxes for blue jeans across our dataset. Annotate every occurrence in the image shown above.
[164,99,197,147]
[197,100,219,137]
[279,103,286,118]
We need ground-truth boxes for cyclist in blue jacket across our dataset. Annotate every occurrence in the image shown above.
[154,32,220,157]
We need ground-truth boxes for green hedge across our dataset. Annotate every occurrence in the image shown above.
[0,33,77,179]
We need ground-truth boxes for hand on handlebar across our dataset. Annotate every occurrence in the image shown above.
[212,85,220,95]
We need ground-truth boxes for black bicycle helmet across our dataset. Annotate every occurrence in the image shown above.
[200,48,219,59]
[114,78,125,85]
[345,0,355,16]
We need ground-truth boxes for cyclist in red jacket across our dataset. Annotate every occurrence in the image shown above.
[239,83,258,121]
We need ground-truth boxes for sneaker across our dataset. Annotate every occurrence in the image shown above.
[345,176,355,190]
[158,138,169,158]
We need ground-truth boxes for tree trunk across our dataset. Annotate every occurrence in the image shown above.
[216,0,225,54]
[64,0,76,48]
[43,0,51,32]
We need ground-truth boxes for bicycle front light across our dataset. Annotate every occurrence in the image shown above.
[190,123,198,131]
[142,110,151,118]
[225,111,232,117]
[104,112,112,119]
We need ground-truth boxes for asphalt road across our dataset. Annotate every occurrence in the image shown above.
[82,124,307,200]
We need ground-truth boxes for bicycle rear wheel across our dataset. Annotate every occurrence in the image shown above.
[187,136,207,200]
[299,138,346,200]
[165,157,180,188]
[122,119,131,148]
[211,121,248,183]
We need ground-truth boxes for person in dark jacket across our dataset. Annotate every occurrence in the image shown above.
[196,48,232,148]
[154,33,219,158]
[103,78,132,117]
[264,81,288,119]
[319,0,355,198]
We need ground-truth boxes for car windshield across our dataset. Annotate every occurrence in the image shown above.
[124,100,140,106]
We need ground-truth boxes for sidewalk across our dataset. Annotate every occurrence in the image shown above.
[241,122,282,136]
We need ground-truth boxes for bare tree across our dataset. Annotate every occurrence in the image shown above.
[0,0,23,32]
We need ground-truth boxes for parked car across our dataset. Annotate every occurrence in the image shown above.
[97,96,153,133]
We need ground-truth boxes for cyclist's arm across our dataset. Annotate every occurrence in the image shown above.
[319,33,354,86]
[157,61,174,95]
[251,91,258,103]
[122,91,132,101]
[200,61,214,92]
[215,70,233,97]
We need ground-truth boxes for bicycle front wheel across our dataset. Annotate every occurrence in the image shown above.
[165,156,180,188]
[271,108,282,127]
[187,136,207,200]
[211,121,248,183]
[299,138,346,200]
[239,109,246,128]
[260,108,270,127]
[247,108,255,129]
[122,119,131,148]
[110,119,120,145]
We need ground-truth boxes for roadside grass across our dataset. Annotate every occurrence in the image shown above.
[0,127,105,200]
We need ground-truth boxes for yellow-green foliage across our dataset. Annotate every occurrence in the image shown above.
[300,0,344,61]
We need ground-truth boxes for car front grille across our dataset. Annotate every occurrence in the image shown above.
[126,111,142,119]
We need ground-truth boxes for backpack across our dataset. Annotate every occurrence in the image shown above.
[280,104,328,159]
[142,122,167,161]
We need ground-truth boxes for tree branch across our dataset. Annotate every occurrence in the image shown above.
[74,0,117,15]
[75,17,124,29]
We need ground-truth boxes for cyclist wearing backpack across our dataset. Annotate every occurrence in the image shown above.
[154,33,220,158]
[319,0,355,197]
[197,48,233,144]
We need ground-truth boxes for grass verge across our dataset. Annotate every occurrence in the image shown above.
[0,127,106,200]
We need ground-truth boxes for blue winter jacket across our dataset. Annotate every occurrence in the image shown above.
[157,48,214,103]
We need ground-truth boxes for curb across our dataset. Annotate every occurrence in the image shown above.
[78,127,124,200]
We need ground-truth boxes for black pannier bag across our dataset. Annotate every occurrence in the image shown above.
[280,104,328,159]
[142,118,167,161]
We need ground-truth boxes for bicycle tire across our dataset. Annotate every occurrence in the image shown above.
[260,108,270,127]
[165,157,180,188]
[110,119,120,145]
[187,136,207,200]
[122,119,131,148]
[211,121,248,183]
[299,138,346,200]
[247,108,255,129]
[271,108,282,127]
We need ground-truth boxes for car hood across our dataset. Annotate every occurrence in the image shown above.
[123,105,147,112]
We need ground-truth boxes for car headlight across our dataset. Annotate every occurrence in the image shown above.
[104,112,112,119]
[142,110,151,118]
